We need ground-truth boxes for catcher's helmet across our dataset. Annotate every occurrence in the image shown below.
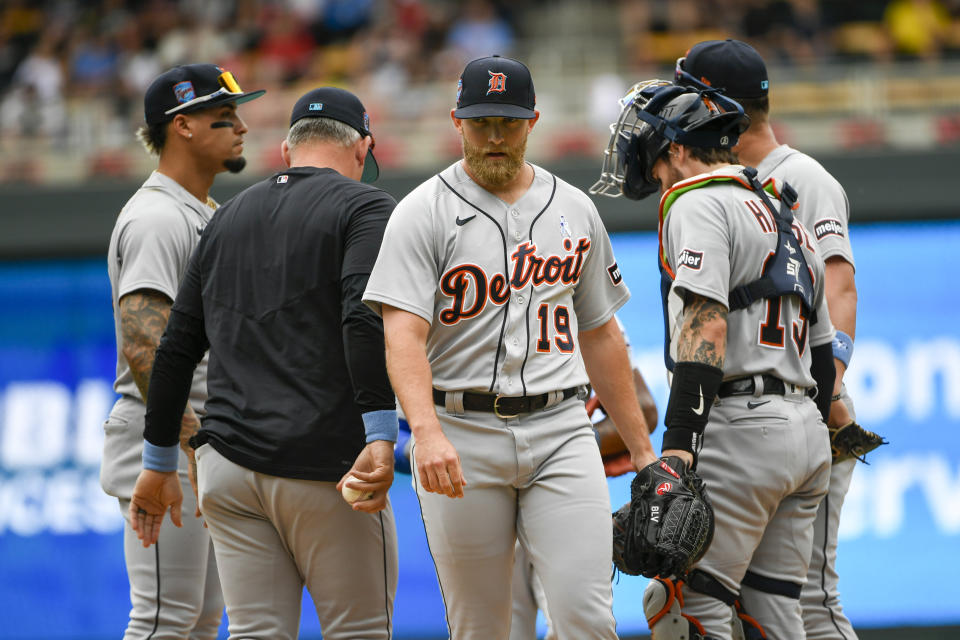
[590,80,749,201]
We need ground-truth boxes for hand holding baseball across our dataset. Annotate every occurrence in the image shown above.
[341,474,374,504]
[337,440,395,512]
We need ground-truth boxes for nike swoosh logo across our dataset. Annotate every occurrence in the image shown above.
[195,225,204,236]
[455,215,476,226]
[692,385,704,415]
[747,400,771,410]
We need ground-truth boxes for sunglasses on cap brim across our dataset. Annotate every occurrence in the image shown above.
[164,71,245,116]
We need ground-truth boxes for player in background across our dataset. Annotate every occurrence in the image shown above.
[675,39,886,639]
[592,80,838,639]
[102,63,263,639]
[364,55,657,639]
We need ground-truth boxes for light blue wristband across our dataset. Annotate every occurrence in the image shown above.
[143,441,179,472]
[363,409,399,443]
[832,330,854,368]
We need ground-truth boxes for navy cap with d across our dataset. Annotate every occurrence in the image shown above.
[144,63,265,126]
[454,55,536,119]
[289,87,379,183]
[677,39,769,99]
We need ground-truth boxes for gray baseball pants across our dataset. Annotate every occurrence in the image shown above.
[802,386,859,639]
[412,395,617,640]
[681,389,831,640]
[119,473,223,640]
[196,444,398,640]
[510,541,556,640]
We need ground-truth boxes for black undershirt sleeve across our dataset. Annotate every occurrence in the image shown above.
[144,250,209,447]
[340,191,397,414]
[809,342,836,424]
[341,273,395,412]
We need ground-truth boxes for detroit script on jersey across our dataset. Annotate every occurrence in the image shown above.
[364,161,629,395]
[439,237,591,325]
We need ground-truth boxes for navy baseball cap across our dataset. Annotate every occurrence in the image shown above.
[454,55,536,119]
[676,39,769,99]
[144,63,265,126]
[289,87,379,183]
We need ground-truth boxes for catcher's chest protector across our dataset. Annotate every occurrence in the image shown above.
[657,168,815,371]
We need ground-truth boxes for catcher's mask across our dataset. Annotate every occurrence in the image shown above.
[590,80,749,201]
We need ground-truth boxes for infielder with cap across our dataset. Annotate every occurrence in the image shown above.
[592,80,839,639]
[102,63,262,638]
[364,55,657,639]
[129,86,398,640]
[675,39,887,639]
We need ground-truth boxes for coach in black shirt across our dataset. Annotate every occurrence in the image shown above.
[129,87,399,639]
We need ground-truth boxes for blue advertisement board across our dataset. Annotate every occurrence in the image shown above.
[1,221,959,638]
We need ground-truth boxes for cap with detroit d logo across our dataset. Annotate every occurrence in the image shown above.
[144,63,265,126]
[677,39,769,99]
[289,86,379,183]
[454,55,536,119]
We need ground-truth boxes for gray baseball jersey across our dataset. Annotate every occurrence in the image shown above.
[364,161,629,395]
[756,144,855,267]
[103,170,213,497]
[660,166,834,388]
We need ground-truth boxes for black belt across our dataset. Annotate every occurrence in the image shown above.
[717,374,812,398]
[432,385,586,419]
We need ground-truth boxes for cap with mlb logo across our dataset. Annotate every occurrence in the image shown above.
[676,39,769,99]
[454,55,536,119]
[144,63,265,126]
[288,86,379,182]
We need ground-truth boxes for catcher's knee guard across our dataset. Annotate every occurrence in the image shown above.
[643,578,711,640]
[684,570,767,640]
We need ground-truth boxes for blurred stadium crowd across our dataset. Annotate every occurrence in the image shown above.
[3,0,960,183]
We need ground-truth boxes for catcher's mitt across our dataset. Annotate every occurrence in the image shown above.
[830,421,887,464]
[612,456,714,578]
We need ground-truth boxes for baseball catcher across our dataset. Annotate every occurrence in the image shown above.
[612,456,714,579]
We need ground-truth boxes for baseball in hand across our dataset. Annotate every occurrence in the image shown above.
[341,474,373,504]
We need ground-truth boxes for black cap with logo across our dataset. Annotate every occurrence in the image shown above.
[144,63,265,126]
[454,55,536,119]
[676,39,769,99]
[289,86,379,183]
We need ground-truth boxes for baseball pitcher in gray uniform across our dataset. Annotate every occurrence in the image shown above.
[592,80,839,639]
[676,39,886,639]
[102,63,263,638]
[363,55,657,639]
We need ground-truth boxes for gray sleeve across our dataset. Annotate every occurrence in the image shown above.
[115,195,195,302]
[809,264,835,348]
[572,199,630,331]
[664,195,731,308]
[362,191,438,323]
[786,172,855,268]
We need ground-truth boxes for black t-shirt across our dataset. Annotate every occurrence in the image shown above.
[146,167,397,480]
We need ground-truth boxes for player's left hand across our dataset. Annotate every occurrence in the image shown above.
[130,469,183,547]
[338,440,395,513]
[829,421,888,464]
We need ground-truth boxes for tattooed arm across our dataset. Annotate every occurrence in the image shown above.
[662,292,728,467]
[119,289,202,501]
[676,292,728,368]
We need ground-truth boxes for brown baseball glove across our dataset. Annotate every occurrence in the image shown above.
[830,421,888,464]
